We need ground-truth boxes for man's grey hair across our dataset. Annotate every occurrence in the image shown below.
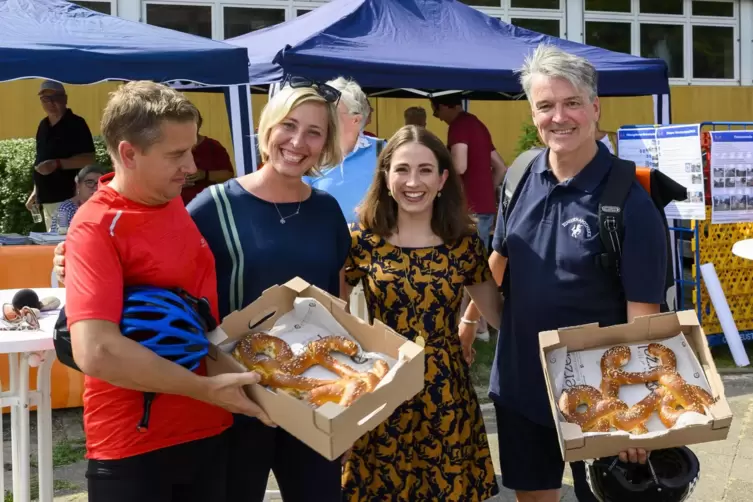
[518,44,598,102]
[326,76,370,130]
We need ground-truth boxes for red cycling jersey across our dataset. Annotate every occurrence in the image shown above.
[64,173,232,460]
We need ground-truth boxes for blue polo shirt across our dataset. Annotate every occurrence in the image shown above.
[490,141,667,427]
[304,134,384,224]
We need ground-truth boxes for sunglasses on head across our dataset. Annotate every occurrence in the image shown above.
[283,75,341,105]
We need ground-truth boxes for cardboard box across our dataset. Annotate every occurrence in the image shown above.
[539,310,733,462]
[205,277,425,461]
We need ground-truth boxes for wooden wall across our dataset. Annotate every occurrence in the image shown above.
[2,79,752,171]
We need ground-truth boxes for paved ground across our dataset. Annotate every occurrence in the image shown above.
[14,372,753,501]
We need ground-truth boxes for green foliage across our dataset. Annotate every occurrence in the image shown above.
[52,438,87,467]
[0,136,111,234]
[514,120,544,157]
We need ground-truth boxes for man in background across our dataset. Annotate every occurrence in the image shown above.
[305,77,385,225]
[404,106,427,127]
[181,111,235,205]
[431,94,507,341]
[27,80,96,231]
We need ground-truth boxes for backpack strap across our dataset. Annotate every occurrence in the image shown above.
[596,157,637,278]
[500,148,544,240]
[376,138,386,157]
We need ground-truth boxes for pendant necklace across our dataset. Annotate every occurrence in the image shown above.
[274,200,302,224]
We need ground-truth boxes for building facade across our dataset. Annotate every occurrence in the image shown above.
[2,0,752,164]
[74,0,753,87]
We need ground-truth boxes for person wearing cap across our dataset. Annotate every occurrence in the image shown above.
[27,80,96,231]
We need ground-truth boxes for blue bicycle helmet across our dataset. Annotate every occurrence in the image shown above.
[120,286,211,372]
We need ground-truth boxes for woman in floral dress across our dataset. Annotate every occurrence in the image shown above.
[341,125,502,501]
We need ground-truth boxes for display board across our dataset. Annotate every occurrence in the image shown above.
[709,130,753,224]
[618,124,705,220]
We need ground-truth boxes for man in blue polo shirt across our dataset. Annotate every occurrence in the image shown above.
[460,45,667,502]
[304,77,384,224]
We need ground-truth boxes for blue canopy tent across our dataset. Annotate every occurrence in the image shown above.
[228,0,671,171]
[0,0,255,175]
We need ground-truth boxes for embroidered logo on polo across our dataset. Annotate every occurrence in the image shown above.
[561,217,592,239]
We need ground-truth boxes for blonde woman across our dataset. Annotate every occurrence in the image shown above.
[53,78,349,501]
[188,79,350,501]
[341,125,502,501]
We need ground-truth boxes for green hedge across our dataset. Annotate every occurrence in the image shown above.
[514,120,544,157]
[0,137,112,234]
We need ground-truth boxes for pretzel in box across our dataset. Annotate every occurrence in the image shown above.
[229,297,397,409]
[554,333,717,436]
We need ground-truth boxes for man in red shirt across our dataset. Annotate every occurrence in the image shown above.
[181,111,235,205]
[431,95,507,340]
[64,81,271,502]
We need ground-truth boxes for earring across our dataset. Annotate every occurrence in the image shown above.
[388,190,393,198]
[437,191,442,198]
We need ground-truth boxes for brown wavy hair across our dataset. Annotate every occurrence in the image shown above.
[356,125,476,242]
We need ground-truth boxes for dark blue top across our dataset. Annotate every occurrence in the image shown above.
[489,142,668,427]
[187,178,351,322]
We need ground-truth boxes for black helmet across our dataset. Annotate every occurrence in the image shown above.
[586,446,700,502]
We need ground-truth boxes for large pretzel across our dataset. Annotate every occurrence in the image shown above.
[560,343,715,434]
[558,385,627,432]
[233,333,389,407]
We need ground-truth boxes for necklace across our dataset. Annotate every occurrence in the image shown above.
[273,200,302,224]
[396,230,436,348]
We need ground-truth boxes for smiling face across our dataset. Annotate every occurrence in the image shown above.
[267,101,329,179]
[529,74,599,155]
[386,141,449,217]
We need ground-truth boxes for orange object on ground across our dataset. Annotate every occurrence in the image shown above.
[0,244,84,411]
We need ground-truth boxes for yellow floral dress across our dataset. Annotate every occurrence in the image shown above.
[341,228,499,501]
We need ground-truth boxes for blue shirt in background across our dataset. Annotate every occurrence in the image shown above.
[304,134,385,224]
[489,142,667,427]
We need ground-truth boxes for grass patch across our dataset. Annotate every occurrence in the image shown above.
[470,330,497,404]
[52,439,86,468]
[53,479,79,492]
[711,340,753,369]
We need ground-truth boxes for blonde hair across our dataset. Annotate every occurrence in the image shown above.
[258,85,341,176]
[101,81,199,161]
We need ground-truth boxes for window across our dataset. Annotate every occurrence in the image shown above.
[693,25,734,79]
[511,0,559,8]
[70,1,111,14]
[640,0,684,15]
[511,18,560,37]
[583,0,738,83]
[458,0,502,6]
[585,0,630,12]
[145,4,212,38]
[640,24,684,78]
[585,22,631,55]
[692,1,734,17]
[223,7,285,39]
[297,9,313,17]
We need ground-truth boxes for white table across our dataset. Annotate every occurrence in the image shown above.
[0,288,63,502]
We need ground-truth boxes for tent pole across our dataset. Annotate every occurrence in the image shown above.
[229,85,246,177]
[247,84,258,172]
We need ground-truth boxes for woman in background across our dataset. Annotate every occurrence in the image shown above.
[50,163,110,233]
[341,125,502,501]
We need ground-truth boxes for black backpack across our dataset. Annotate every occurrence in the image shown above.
[500,148,687,312]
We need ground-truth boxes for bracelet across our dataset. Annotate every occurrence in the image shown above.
[460,318,479,325]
